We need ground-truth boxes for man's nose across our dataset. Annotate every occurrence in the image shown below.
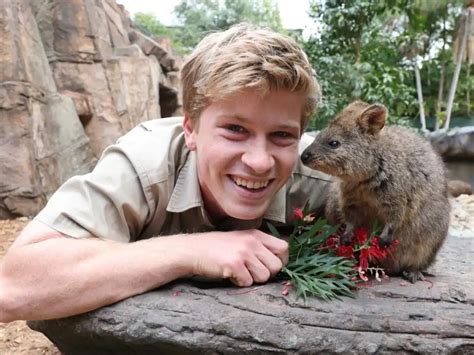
[241,141,275,173]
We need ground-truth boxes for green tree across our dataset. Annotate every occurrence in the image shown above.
[134,12,172,37]
[174,0,284,50]
[305,0,416,129]
[396,0,467,131]
[133,12,188,55]
[304,0,470,131]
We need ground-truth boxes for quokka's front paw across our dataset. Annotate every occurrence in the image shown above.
[340,230,353,246]
[379,226,393,248]
[379,234,392,248]
[402,270,425,283]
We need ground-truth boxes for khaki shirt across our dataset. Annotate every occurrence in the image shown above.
[35,117,331,242]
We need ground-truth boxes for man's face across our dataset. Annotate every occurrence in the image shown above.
[183,89,304,222]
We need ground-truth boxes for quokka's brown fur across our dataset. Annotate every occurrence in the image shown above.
[301,101,450,282]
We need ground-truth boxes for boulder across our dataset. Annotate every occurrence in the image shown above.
[128,29,168,60]
[30,0,162,155]
[449,195,474,238]
[429,127,474,160]
[113,44,145,58]
[102,0,131,49]
[1,0,183,219]
[50,55,160,155]
[29,231,474,354]
[448,179,473,197]
[29,0,113,63]
[104,55,160,133]
[60,90,94,126]
[0,0,95,219]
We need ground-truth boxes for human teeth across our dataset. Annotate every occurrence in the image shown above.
[232,177,269,189]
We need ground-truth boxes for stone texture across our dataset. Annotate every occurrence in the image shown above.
[104,55,160,134]
[1,0,182,218]
[0,0,95,219]
[60,90,94,126]
[29,230,474,354]
[449,194,474,239]
[128,29,182,116]
[448,179,473,197]
[429,127,474,160]
[31,0,163,155]
[50,54,160,155]
[29,0,113,63]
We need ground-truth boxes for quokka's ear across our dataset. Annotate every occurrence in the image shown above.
[358,104,387,134]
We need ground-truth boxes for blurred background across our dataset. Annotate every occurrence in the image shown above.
[122,0,473,131]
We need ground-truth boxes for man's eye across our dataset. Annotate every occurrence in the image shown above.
[272,131,292,138]
[226,124,245,133]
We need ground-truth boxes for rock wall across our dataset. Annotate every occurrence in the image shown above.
[0,0,182,219]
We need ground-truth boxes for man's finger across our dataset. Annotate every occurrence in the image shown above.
[256,250,284,277]
[244,255,271,284]
[255,231,289,265]
[227,266,253,287]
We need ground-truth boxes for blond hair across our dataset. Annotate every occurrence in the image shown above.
[181,24,320,130]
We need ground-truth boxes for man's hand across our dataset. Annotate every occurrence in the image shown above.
[0,223,286,322]
[188,230,288,287]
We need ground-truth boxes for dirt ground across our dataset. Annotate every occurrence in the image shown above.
[0,218,60,355]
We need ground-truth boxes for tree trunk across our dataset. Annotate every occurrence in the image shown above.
[436,8,448,132]
[467,63,471,116]
[414,59,427,131]
[435,63,445,131]
[444,8,471,130]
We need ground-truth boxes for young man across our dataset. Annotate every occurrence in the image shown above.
[0,24,330,322]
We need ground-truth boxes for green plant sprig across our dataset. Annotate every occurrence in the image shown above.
[268,217,358,301]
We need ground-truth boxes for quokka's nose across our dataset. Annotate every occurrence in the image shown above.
[301,150,312,164]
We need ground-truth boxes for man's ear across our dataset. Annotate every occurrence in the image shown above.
[358,104,387,135]
[183,113,197,151]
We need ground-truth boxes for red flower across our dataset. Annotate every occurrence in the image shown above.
[320,235,338,250]
[354,227,368,244]
[290,207,304,221]
[366,237,387,261]
[336,245,354,258]
[359,248,369,270]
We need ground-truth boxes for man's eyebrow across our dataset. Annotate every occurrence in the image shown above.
[216,113,246,121]
[216,114,300,130]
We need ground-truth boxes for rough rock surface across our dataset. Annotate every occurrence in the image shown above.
[449,194,474,239]
[0,0,96,219]
[0,0,182,219]
[29,196,474,354]
[30,0,167,155]
[429,126,474,160]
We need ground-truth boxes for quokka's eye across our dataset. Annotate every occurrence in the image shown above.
[328,140,340,149]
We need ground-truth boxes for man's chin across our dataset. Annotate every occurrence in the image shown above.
[224,204,268,221]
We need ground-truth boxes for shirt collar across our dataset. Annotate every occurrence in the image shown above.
[167,151,203,213]
[166,151,287,224]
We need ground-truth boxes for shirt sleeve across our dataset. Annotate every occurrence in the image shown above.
[35,144,150,242]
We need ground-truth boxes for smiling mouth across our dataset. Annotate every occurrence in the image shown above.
[230,175,272,190]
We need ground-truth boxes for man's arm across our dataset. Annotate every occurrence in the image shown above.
[0,220,287,322]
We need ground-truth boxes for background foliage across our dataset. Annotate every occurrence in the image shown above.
[134,0,472,131]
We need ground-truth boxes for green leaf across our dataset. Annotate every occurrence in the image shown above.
[266,222,280,238]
